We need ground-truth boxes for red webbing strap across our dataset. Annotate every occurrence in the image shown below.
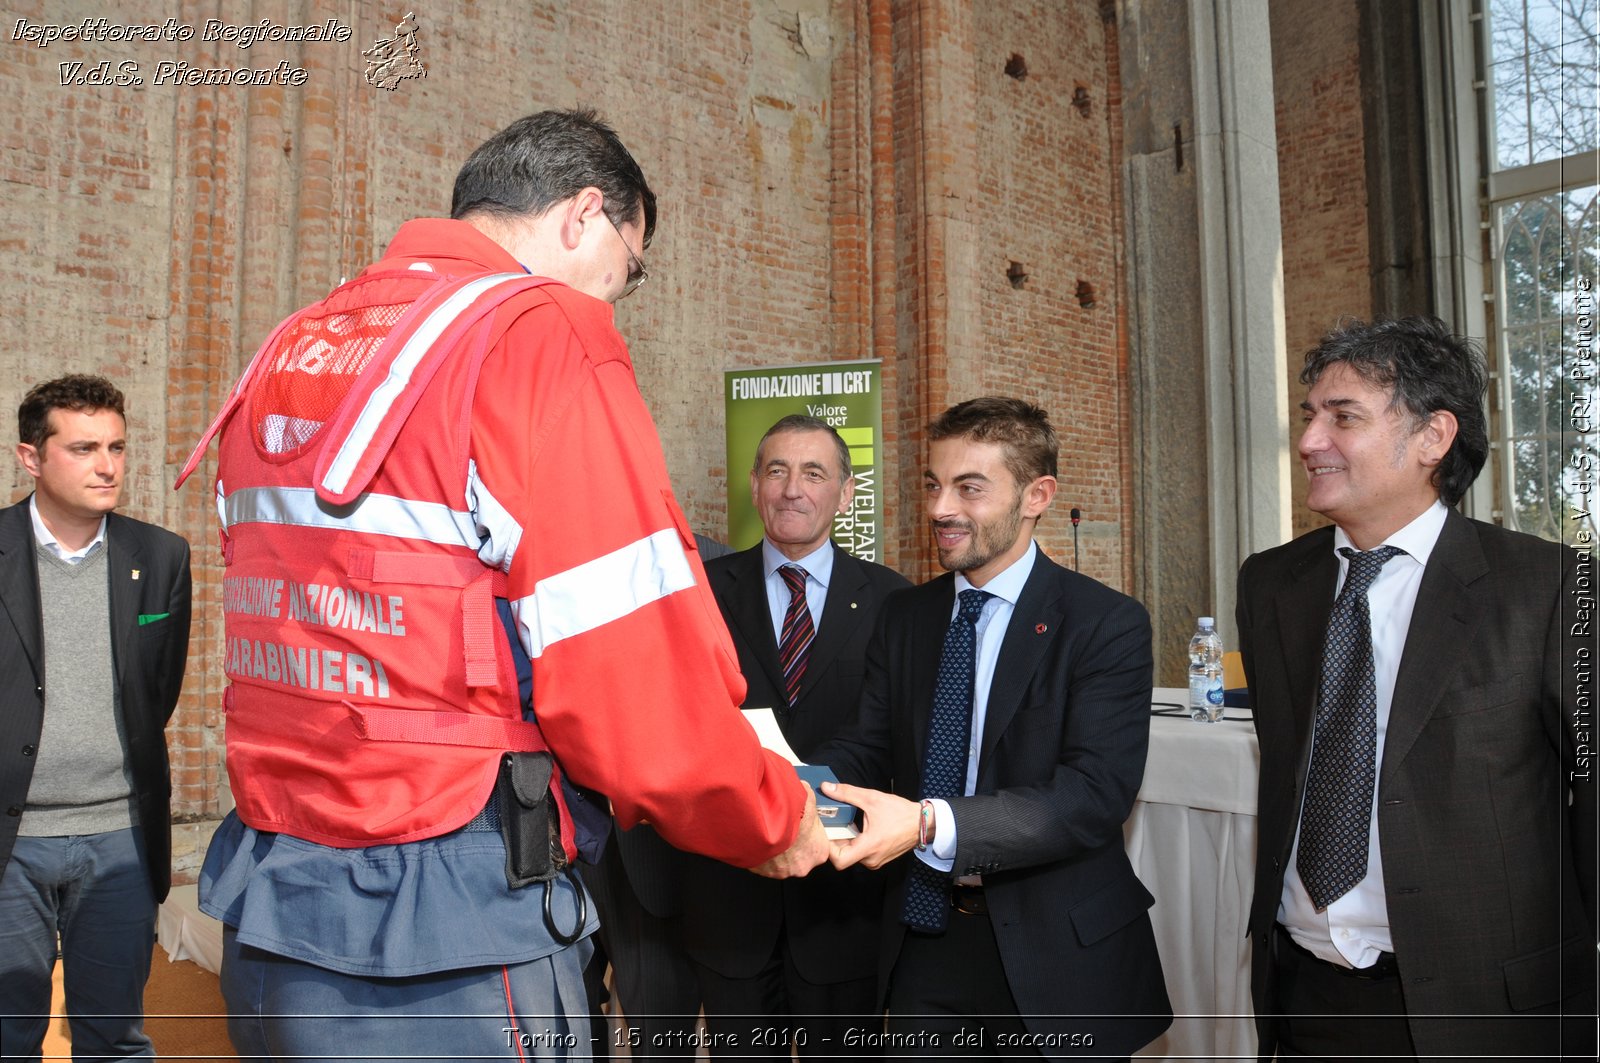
[314,273,556,505]
[346,547,486,587]
[346,548,507,687]
[347,703,547,751]
[462,570,500,688]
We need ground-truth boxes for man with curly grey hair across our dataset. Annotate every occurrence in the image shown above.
[1239,316,1597,1059]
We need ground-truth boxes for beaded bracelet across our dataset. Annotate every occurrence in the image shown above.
[916,799,935,851]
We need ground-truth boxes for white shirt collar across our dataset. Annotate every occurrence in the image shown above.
[29,495,107,564]
[1332,498,1449,569]
[953,540,1038,606]
[761,537,835,587]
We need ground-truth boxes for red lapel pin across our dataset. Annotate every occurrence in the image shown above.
[1035,622,1047,634]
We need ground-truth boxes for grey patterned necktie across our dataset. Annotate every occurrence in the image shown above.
[901,588,992,932]
[1297,544,1404,911]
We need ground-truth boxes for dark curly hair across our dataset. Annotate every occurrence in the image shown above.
[1301,316,1488,506]
[17,374,125,450]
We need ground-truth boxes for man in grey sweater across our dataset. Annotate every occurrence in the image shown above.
[0,375,191,1058]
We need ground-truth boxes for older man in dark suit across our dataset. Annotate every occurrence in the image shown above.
[0,375,192,1058]
[681,415,909,1056]
[1237,316,1597,1059]
[821,397,1171,1059]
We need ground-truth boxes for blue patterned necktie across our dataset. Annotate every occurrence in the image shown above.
[900,588,992,932]
[1297,544,1404,910]
[777,565,814,706]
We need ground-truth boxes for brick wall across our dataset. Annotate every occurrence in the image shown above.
[1271,0,1374,538]
[883,0,1127,586]
[2,0,1148,880]
[971,0,1125,589]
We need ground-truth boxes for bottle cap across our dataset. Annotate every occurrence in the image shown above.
[1198,616,1214,628]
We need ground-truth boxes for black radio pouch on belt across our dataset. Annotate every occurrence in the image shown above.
[496,751,569,888]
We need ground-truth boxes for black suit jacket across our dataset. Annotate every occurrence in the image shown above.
[817,548,1172,1058]
[1238,509,1598,1058]
[679,541,908,983]
[0,499,192,901]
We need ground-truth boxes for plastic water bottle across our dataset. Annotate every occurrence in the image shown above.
[1188,617,1224,722]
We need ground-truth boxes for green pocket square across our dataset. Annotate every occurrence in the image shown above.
[137,612,170,626]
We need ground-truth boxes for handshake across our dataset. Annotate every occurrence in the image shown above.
[750,776,926,879]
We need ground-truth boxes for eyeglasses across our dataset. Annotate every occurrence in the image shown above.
[603,212,648,299]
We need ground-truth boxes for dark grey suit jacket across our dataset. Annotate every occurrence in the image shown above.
[817,547,1172,1059]
[0,498,192,900]
[679,541,907,983]
[1238,509,1598,1058]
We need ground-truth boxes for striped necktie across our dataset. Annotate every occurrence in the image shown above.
[778,564,815,706]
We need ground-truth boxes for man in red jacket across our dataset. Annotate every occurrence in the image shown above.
[187,109,827,1058]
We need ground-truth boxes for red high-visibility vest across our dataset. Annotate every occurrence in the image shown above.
[180,267,577,855]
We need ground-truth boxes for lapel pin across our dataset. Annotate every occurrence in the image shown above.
[1035,622,1047,634]
[131,569,141,581]
[850,602,858,609]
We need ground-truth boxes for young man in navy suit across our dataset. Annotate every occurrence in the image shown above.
[821,397,1171,1059]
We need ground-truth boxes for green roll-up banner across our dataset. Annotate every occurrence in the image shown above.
[724,360,884,559]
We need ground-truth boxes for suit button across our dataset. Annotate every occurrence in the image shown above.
[5,806,20,817]
[21,745,34,757]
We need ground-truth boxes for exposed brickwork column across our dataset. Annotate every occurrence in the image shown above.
[889,0,1132,587]
[162,0,252,874]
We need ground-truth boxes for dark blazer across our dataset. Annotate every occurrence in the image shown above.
[817,547,1172,1058]
[0,499,192,901]
[1238,509,1598,1058]
[679,541,908,983]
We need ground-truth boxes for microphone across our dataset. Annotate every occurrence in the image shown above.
[1070,508,1082,569]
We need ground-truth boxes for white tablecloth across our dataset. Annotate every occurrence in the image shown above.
[157,882,224,974]
[1129,687,1260,1062]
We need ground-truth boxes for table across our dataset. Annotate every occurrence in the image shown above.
[1128,687,1260,1062]
[157,883,224,973]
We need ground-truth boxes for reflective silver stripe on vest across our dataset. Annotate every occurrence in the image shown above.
[319,272,530,496]
[223,485,479,550]
[507,527,694,659]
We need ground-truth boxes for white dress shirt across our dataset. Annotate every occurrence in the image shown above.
[1280,499,1449,967]
[30,495,107,564]
[761,537,833,643]
[918,542,1039,874]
